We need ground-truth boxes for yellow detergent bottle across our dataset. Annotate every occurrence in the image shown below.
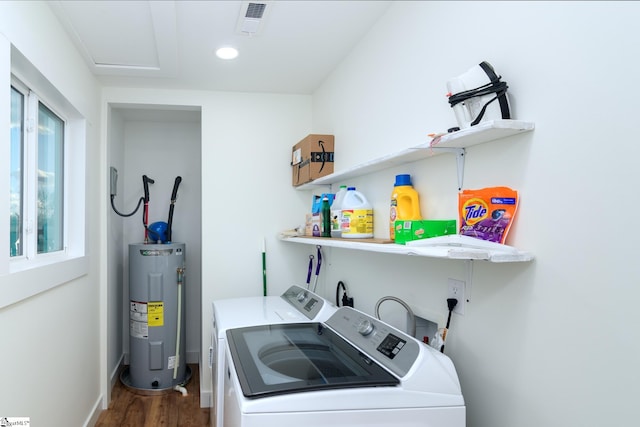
[341,187,373,238]
[390,174,422,241]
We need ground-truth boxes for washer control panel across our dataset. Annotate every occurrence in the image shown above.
[325,306,420,378]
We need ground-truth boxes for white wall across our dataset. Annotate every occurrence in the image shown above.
[0,2,102,426]
[106,108,125,391]
[311,2,640,426]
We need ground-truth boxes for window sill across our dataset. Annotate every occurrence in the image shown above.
[0,255,89,308]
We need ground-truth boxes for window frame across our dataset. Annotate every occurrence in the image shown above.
[10,76,70,265]
[1,43,88,308]
[35,99,66,255]
[9,84,24,258]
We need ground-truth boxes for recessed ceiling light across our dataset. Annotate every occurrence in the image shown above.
[216,47,239,60]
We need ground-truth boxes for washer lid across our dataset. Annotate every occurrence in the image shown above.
[226,322,399,398]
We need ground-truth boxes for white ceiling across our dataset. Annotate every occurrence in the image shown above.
[49,0,392,95]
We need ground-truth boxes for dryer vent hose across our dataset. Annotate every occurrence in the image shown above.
[374,296,416,337]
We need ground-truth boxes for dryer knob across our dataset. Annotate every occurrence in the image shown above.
[357,319,374,336]
[296,291,307,302]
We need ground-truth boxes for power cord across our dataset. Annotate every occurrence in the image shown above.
[447,61,509,127]
[447,79,508,108]
[440,298,458,353]
[336,281,353,307]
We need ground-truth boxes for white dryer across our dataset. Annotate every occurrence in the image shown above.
[210,284,337,427]
[223,306,465,427]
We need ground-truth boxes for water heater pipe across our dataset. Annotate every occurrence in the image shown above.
[173,267,185,380]
[173,385,188,396]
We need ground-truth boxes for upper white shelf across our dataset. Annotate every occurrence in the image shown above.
[279,235,533,263]
[295,119,534,190]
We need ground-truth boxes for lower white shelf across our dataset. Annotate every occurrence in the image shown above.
[279,235,533,263]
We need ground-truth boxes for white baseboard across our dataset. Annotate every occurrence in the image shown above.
[198,352,212,408]
[200,390,212,409]
[83,395,103,427]
[110,353,125,389]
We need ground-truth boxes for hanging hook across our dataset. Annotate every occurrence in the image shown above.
[306,254,314,289]
[312,246,323,292]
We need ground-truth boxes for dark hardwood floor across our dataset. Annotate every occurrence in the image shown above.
[96,364,209,426]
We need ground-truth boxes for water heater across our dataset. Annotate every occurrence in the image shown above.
[121,242,190,393]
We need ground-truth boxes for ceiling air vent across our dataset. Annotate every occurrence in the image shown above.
[245,3,266,19]
[237,2,270,35]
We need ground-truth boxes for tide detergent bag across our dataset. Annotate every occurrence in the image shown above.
[458,187,518,244]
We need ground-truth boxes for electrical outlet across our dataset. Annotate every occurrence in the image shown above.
[447,278,465,315]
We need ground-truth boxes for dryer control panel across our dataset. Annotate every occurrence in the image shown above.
[325,306,420,378]
[281,285,326,320]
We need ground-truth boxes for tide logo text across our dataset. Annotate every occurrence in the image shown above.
[462,198,488,225]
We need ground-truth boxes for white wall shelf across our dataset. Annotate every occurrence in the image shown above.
[287,119,535,264]
[279,235,533,263]
[295,119,534,191]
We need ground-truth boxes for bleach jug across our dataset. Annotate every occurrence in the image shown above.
[341,187,373,239]
[330,185,348,238]
[390,174,422,241]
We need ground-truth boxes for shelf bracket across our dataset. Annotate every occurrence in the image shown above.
[431,147,466,190]
[455,148,465,191]
[465,259,473,304]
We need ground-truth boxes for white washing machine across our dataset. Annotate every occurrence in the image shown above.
[210,284,337,427]
[223,306,465,427]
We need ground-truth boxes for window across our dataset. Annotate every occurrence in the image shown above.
[11,80,66,259]
[36,103,65,254]
[10,87,23,257]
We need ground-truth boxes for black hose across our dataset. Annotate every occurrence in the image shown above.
[142,175,154,203]
[142,175,155,240]
[166,176,182,243]
[110,195,144,217]
[336,281,346,306]
[335,281,353,307]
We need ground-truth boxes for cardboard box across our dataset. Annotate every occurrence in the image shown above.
[291,134,334,186]
[394,220,457,245]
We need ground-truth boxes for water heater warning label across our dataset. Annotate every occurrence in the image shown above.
[130,301,149,339]
[130,301,147,314]
[130,320,148,339]
[129,301,164,338]
[129,301,164,339]
[148,302,164,327]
